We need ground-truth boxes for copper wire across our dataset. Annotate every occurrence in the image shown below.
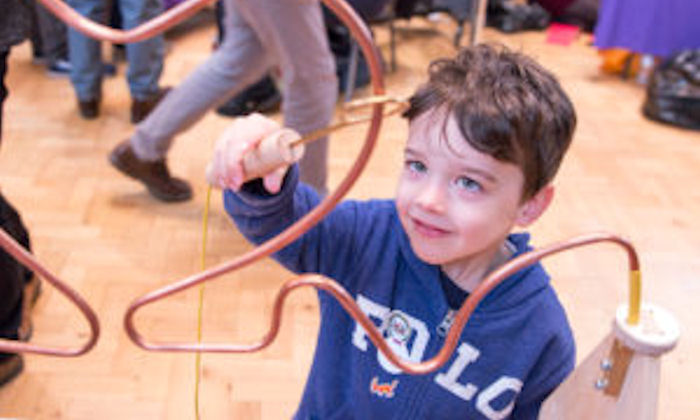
[0,229,99,356]
[0,0,215,357]
[119,2,642,375]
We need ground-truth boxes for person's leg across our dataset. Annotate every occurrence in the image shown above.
[118,0,169,123]
[67,0,106,109]
[110,0,271,202]
[236,0,338,194]
[119,0,164,101]
[129,0,270,160]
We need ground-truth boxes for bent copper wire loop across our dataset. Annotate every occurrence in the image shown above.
[36,0,215,44]
[289,95,409,149]
[9,0,645,372]
[123,0,388,348]
[121,3,644,374]
[111,5,645,377]
[0,229,99,356]
[0,0,219,359]
[128,226,642,373]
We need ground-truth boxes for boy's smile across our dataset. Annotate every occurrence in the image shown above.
[396,108,548,291]
[411,218,450,238]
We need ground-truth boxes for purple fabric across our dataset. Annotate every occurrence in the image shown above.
[594,0,700,57]
[163,0,185,9]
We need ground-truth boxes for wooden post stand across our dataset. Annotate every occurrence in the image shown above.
[540,303,679,419]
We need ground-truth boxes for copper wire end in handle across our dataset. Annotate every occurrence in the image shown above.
[289,95,409,148]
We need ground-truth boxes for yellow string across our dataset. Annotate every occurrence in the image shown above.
[195,186,213,420]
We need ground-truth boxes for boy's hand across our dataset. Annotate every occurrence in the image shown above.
[208,113,302,194]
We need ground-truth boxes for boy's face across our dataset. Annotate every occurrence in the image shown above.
[396,108,541,272]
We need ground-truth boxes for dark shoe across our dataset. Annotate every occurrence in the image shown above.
[0,354,24,387]
[109,141,192,202]
[47,59,117,78]
[216,75,281,118]
[78,97,100,120]
[131,87,171,124]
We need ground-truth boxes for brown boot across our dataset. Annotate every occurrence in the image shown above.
[109,141,192,202]
[0,354,23,387]
[131,87,171,124]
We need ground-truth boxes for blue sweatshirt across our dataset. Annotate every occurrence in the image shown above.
[224,166,575,420]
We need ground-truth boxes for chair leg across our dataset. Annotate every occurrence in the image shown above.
[389,18,397,72]
[469,0,488,46]
[454,20,465,47]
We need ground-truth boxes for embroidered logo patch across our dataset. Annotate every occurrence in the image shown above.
[370,376,399,398]
[383,311,412,345]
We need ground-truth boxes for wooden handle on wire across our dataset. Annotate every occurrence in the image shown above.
[206,128,305,187]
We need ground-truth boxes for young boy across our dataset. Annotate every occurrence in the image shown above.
[209,43,577,419]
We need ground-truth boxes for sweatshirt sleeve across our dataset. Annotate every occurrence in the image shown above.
[223,165,382,285]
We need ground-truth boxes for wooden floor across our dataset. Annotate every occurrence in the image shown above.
[1,12,699,419]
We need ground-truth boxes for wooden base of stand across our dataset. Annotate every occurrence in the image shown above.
[541,304,679,420]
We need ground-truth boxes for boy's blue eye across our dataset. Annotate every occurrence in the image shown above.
[455,176,482,192]
[406,160,426,173]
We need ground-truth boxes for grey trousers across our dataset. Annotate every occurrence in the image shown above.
[131,0,338,193]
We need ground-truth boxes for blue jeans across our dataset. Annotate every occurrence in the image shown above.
[67,0,164,101]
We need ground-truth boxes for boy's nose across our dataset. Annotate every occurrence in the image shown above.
[415,181,446,213]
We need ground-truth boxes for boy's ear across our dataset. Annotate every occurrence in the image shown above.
[515,185,554,227]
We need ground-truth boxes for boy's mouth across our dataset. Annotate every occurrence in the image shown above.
[411,217,449,238]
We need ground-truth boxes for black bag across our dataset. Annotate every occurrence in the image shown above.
[487,0,550,33]
[0,192,33,337]
[643,49,700,131]
[395,0,435,18]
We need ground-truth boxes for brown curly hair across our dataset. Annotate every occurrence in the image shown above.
[403,43,576,200]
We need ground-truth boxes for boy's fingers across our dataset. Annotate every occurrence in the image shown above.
[228,160,245,191]
[209,114,286,190]
[262,166,288,194]
[206,147,225,189]
[213,151,230,190]
[226,135,258,187]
